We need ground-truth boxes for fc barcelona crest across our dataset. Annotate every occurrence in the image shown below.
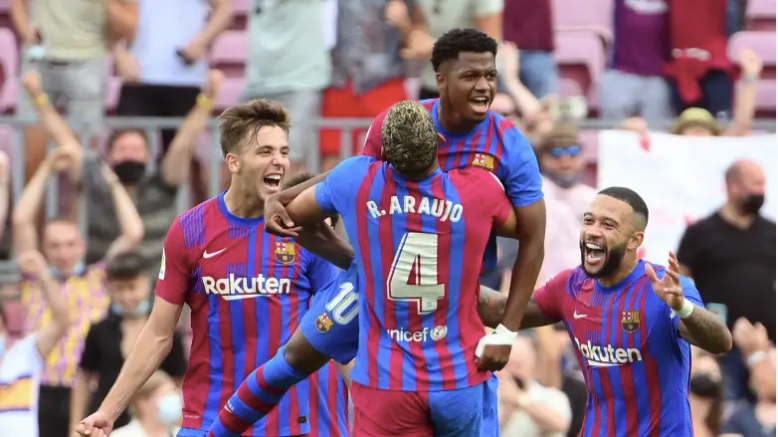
[621,311,641,334]
[472,153,495,171]
[275,241,296,265]
[315,313,334,333]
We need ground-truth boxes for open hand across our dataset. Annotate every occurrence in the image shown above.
[204,69,225,99]
[645,252,684,311]
[739,49,763,78]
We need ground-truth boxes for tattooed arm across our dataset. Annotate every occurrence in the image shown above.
[677,308,732,354]
[477,286,556,330]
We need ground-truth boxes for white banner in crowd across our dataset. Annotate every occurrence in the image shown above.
[597,131,777,264]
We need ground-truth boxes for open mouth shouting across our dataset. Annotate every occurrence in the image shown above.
[584,241,606,267]
[470,95,491,114]
[263,173,283,192]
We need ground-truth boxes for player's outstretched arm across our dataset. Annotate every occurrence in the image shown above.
[77,296,183,435]
[285,185,330,227]
[478,286,556,330]
[265,172,330,236]
[677,309,733,354]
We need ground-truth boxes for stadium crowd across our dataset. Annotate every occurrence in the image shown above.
[0,0,775,436]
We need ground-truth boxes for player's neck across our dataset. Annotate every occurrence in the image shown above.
[720,203,756,228]
[224,186,265,219]
[438,100,479,134]
[598,257,640,288]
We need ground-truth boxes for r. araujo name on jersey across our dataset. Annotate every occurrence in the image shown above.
[366,195,464,223]
[202,273,292,300]
[574,338,643,368]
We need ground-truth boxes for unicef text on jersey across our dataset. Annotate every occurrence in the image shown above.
[387,326,449,343]
[366,196,463,222]
[574,338,643,367]
[202,274,291,300]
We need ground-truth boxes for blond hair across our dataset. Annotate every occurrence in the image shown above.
[381,101,439,176]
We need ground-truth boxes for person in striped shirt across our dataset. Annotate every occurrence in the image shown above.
[76,99,352,437]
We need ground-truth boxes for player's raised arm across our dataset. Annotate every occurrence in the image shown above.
[76,221,188,437]
[646,252,733,354]
[264,171,331,237]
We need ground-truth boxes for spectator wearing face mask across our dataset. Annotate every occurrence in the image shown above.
[110,370,183,437]
[21,70,222,288]
[11,147,144,437]
[69,253,187,434]
[689,350,726,437]
[677,159,775,401]
[0,250,69,437]
[722,320,777,437]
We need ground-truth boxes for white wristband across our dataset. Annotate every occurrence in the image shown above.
[475,324,518,357]
[673,299,695,319]
[747,351,767,367]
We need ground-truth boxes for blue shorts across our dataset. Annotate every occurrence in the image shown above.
[352,375,500,437]
[299,266,360,365]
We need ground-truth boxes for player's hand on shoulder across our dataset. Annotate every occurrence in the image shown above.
[75,411,114,437]
[264,194,302,238]
[645,252,685,311]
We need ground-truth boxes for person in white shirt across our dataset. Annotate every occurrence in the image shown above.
[0,250,70,437]
[110,371,183,437]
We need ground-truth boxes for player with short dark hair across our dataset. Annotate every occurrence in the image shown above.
[76,99,351,437]
[210,100,522,436]
[515,186,733,437]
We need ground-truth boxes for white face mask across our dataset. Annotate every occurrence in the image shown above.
[155,393,183,426]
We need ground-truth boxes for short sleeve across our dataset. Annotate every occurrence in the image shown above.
[161,330,189,378]
[502,130,544,208]
[79,322,102,373]
[360,110,388,158]
[485,173,513,228]
[315,156,375,215]
[154,219,191,306]
[533,270,574,323]
[676,224,701,274]
[474,0,504,16]
[306,252,340,294]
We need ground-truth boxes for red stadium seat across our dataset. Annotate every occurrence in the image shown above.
[728,31,777,67]
[210,30,249,77]
[554,31,605,105]
[553,0,613,44]
[232,0,252,16]
[215,76,246,111]
[746,0,776,30]
[2,300,25,336]
[754,78,776,114]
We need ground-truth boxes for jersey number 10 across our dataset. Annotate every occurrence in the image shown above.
[387,232,446,315]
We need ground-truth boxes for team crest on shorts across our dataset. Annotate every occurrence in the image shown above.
[472,153,495,171]
[274,242,296,265]
[315,313,334,333]
[621,310,641,334]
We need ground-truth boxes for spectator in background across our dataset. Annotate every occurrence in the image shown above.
[499,335,572,437]
[0,151,9,241]
[69,252,188,434]
[11,146,144,437]
[600,0,672,123]
[665,0,733,116]
[21,70,222,286]
[689,351,726,437]
[319,0,421,171]
[724,320,776,437]
[113,0,233,202]
[502,0,558,98]
[10,0,137,182]
[405,0,503,100]
[245,0,330,174]
[109,371,183,437]
[623,49,763,136]
[0,250,69,437]
[677,159,776,401]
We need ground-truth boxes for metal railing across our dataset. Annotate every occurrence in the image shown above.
[0,115,774,285]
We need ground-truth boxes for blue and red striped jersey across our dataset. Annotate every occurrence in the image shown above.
[314,156,513,391]
[534,262,705,437]
[362,98,543,270]
[155,193,349,436]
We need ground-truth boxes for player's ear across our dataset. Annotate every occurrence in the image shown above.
[627,231,644,251]
[225,152,240,174]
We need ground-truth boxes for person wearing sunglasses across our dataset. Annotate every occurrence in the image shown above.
[536,124,597,283]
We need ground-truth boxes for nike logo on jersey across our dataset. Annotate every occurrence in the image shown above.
[203,248,226,259]
[573,311,587,319]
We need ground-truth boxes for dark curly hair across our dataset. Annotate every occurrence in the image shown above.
[382,101,439,177]
[431,28,498,72]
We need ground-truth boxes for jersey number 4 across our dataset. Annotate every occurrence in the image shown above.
[387,232,445,314]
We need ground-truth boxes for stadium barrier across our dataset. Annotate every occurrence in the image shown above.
[0,115,774,284]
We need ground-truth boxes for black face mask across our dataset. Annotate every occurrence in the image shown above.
[690,373,721,398]
[580,241,627,279]
[112,161,146,184]
[740,194,765,215]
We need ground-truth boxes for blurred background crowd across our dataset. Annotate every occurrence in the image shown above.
[0,0,775,436]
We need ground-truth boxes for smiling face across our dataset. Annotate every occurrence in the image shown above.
[226,125,290,201]
[580,195,645,278]
[437,51,498,123]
